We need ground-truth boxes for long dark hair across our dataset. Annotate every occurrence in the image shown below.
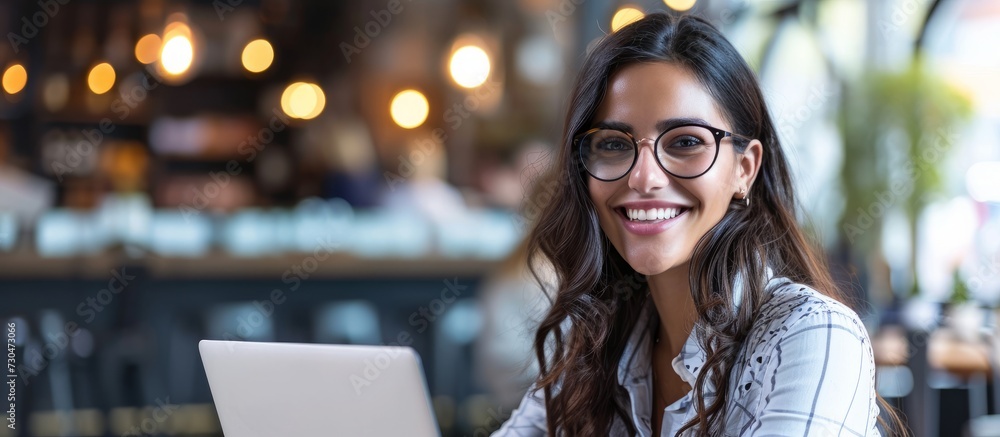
[523,13,908,436]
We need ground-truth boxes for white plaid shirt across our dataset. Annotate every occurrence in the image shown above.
[492,277,882,436]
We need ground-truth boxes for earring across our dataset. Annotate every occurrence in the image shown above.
[744,187,750,207]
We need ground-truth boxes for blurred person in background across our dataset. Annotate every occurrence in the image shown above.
[304,74,384,208]
[382,136,467,225]
[0,125,54,239]
[474,238,553,411]
[475,142,557,411]
[492,13,908,437]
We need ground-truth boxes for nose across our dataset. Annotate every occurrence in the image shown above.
[627,138,669,193]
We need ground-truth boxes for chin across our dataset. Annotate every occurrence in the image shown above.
[623,252,673,276]
[629,264,660,276]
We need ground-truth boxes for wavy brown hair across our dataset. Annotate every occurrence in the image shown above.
[523,13,908,436]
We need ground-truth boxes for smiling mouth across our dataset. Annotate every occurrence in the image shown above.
[616,207,690,222]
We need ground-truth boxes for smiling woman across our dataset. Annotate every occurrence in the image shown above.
[491,13,909,437]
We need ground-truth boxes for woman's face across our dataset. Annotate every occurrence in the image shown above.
[587,62,761,276]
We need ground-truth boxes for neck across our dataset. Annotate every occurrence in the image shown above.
[648,263,697,359]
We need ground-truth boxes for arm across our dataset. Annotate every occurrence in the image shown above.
[748,308,881,437]
[490,383,548,436]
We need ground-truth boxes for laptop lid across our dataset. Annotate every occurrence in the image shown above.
[199,340,440,437]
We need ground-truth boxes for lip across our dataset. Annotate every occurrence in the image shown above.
[615,200,691,210]
[613,201,691,236]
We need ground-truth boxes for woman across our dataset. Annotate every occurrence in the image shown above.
[492,13,908,437]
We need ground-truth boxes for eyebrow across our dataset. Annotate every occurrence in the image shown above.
[592,117,713,134]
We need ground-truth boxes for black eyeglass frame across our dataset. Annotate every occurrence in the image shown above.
[573,122,753,181]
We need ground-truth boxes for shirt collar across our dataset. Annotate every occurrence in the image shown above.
[616,294,706,388]
[617,266,781,388]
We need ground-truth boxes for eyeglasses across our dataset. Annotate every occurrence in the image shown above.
[574,122,750,181]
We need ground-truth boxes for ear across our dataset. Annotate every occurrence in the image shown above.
[736,139,763,196]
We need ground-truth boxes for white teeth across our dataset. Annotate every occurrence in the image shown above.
[626,207,686,221]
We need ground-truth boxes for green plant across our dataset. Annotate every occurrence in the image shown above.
[838,57,971,297]
[950,269,971,305]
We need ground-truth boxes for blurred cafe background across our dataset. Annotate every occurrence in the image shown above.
[1,0,999,435]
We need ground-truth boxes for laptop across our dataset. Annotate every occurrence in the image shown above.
[199,340,440,436]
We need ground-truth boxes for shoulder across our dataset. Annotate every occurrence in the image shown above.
[758,280,866,333]
[730,281,881,437]
[745,280,871,356]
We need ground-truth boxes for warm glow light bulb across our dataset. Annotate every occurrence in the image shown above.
[449,45,491,88]
[163,20,192,40]
[161,35,194,75]
[390,89,429,129]
[135,34,161,65]
[87,62,116,95]
[281,82,303,118]
[281,82,326,120]
[664,0,697,12]
[611,7,645,32]
[242,39,274,73]
[303,84,326,119]
[2,64,27,95]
